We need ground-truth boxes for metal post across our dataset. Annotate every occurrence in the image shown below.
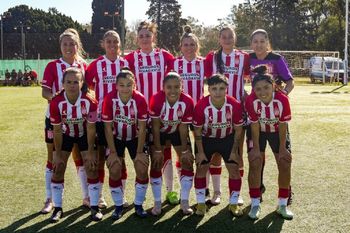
[121,0,125,55]
[344,0,349,85]
[1,16,3,60]
[112,15,115,30]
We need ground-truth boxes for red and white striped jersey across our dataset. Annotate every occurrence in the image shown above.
[170,56,205,105]
[125,48,174,104]
[205,50,249,101]
[193,95,243,138]
[50,91,98,138]
[85,55,129,120]
[245,91,291,133]
[42,58,87,117]
[149,91,194,134]
[101,90,148,141]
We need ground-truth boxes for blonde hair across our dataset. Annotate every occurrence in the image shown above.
[59,28,86,60]
[137,21,157,34]
[100,30,121,55]
[180,25,200,55]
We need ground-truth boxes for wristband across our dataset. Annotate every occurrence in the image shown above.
[182,150,189,154]
[154,150,162,153]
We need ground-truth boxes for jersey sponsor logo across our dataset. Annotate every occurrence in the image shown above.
[139,64,161,73]
[63,117,85,124]
[181,73,200,81]
[103,75,117,84]
[114,114,136,125]
[208,122,231,129]
[224,66,238,74]
[259,118,279,125]
[161,119,182,127]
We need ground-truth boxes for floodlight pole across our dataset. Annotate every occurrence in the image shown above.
[344,0,349,85]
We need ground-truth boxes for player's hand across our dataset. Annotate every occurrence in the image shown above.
[181,150,194,166]
[195,152,208,167]
[152,150,163,169]
[228,151,239,164]
[134,152,149,167]
[278,147,292,163]
[106,151,122,169]
[248,148,261,163]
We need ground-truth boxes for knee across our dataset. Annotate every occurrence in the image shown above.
[134,160,149,180]
[195,164,210,178]
[53,161,66,178]
[248,156,262,171]
[151,154,163,170]
[181,158,193,171]
[225,163,240,178]
[278,158,291,171]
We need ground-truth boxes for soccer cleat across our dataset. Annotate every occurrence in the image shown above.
[229,204,243,217]
[195,203,207,216]
[134,204,147,218]
[98,196,107,209]
[248,205,261,220]
[180,200,193,215]
[237,195,244,206]
[111,206,123,220]
[166,191,180,205]
[276,205,294,220]
[49,207,63,223]
[123,200,129,208]
[260,183,266,194]
[82,197,90,208]
[41,198,53,214]
[90,207,103,221]
[210,191,221,205]
[151,201,162,216]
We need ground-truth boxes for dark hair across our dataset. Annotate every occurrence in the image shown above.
[137,21,157,34]
[250,29,272,51]
[163,72,182,85]
[116,67,135,82]
[252,65,273,87]
[62,67,88,92]
[215,26,236,74]
[207,74,229,86]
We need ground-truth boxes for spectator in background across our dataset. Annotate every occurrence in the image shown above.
[17,69,23,86]
[10,69,17,86]
[5,69,11,86]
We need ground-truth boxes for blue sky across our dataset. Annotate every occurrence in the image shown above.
[0,0,244,26]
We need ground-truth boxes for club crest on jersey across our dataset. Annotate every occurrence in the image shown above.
[274,107,280,116]
[196,64,200,71]
[226,111,231,120]
[130,107,135,116]
[235,59,240,65]
[155,56,160,62]
[81,107,87,115]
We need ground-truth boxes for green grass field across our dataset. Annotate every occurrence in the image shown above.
[0,83,349,233]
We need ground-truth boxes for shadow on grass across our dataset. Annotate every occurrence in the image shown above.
[1,204,285,233]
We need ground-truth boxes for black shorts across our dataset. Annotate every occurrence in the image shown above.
[149,129,191,147]
[114,137,147,160]
[45,117,54,143]
[201,133,236,163]
[55,134,88,152]
[96,121,107,146]
[246,125,291,153]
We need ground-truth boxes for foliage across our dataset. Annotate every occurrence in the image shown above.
[146,0,187,54]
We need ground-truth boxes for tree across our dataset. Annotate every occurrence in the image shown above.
[146,0,186,54]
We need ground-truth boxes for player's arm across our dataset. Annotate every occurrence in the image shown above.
[178,123,189,152]
[151,117,162,152]
[137,120,147,154]
[248,122,261,161]
[229,125,242,163]
[53,124,62,155]
[278,122,291,162]
[86,121,97,170]
[194,126,207,165]
[283,79,294,95]
[42,87,54,101]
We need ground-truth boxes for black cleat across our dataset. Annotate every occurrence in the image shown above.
[49,207,63,223]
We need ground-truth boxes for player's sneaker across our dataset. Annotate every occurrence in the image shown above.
[180,200,193,215]
[237,195,244,206]
[166,191,180,205]
[82,197,90,208]
[123,199,129,208]
[90,207,103,221]
[49,207,63,223]
[41,198,53,214]
[287,190,294,206]
[276,205,293,220]
[195,203,207,216]
[210,191,221,205]
[134,204,147,218]
[98,196,107,209]
[151,201,162,216]
[111,206,123,220]
[248,205,261,220]
[229,204,243,217]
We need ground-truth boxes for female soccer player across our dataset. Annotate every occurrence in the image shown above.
[169,25,204,198]
[49,67,101,222]
[125,21,177,204]
[245,65,293,220]
[249,28,294,204]
[204,26,250,205]
[86,30,129,208]
[102,68,149,219]
[193,74,244,217]
[149,72,194,215]
[41,29,89,214]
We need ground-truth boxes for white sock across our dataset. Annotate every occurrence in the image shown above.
[45,167,53,199]
[134,182,148,205]
[77,166,89,199]
[279,198,288,206]
[150,177,162,202]
[180,175,193,201]
[88,183,100,207]
[163,159,173,192]
[51,182,64,207]
[206,170,210,189]
[211,174,221,193]
[251,198,260,207]
[195,188,206,203]
[110,186,123,206]
[230,191,240,204]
